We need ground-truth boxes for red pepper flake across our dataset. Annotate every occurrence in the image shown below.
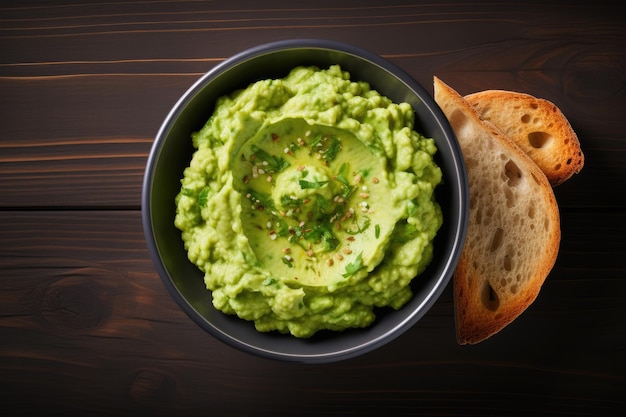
[372,177,379,184]
[271,133,280,142]
[340,209,354,222]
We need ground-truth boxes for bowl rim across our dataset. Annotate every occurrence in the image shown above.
[142,38,468,363]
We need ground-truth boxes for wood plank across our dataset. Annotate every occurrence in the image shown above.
[0,1,625,415]
[1,3,624,209]
[0,210,624,415]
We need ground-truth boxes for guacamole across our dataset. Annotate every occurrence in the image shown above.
[175,65,442,337]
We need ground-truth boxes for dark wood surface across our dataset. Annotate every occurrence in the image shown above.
[1,1,624,416]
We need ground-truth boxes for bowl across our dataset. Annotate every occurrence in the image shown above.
[142,39,468,363]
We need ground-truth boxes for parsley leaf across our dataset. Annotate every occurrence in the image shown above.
[304,222,339,251]
[325,136,341,161]
[391,222,420,243]
[335,163,353,198]
[198,187,211,207]
[299,179,328,189]
[342,252,363,278]
[250,145,289,172]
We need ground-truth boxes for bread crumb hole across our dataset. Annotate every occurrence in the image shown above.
[489,228,504,252]
[503,253,513,271]
[530,102,539,109]
[475,207,482,225]
[521,114,531,123]
[504,187,515,208]
[510,284,518,294]
[528,205,535,219]
[480,282,500,311]
[554,163,562,171]
[504,160,523,187]
[528,131,553,148]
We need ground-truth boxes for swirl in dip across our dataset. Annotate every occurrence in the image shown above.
[175,65,442,337]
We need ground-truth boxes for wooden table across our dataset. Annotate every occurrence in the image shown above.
[2,1,624,415]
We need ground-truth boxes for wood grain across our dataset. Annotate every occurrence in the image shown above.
[2,2,624,209]
[0,210,624,416]
[1,1,625,416]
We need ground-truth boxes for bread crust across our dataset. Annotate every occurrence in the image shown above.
[465,90,584,186]
[434,77,561,344]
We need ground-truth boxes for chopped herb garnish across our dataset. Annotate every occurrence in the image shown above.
[392,222,420,243]
[375,224,381,239]
[335,163,353,198]
[275,217,291,237]
[299,179,328,189]
[342,252,363,278]
[250,145,289,172]
[198,187,211,207]
[262,277,278,286]
[304,222,339,251]
[282,256,294,268]
[309,134,323,150]
[280,194,301,209]
[325,136,341,161]
[247,189,274,210]
[345,215,371,235]
[313,194,331,218]
[308,134,342,162]
[181,187,195,197]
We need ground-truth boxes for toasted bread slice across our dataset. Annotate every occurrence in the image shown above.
[434,77,561,345]
[465,90,583,186]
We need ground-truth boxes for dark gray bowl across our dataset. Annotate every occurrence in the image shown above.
[142,39,468,363]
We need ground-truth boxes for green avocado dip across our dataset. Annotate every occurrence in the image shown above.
[174,65,443,337]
